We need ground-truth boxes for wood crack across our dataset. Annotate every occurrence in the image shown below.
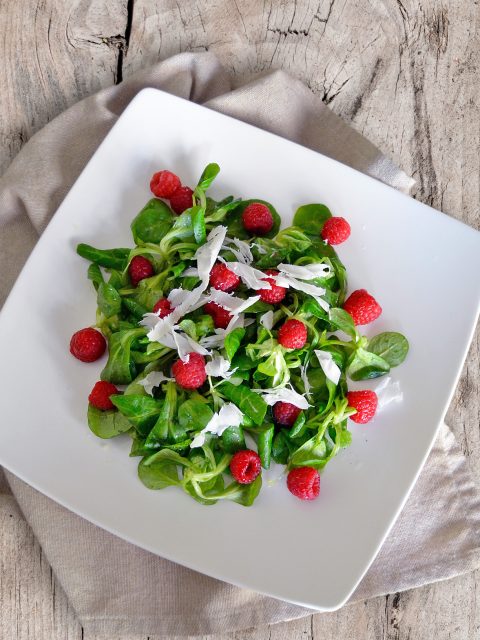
[267,26,309,37]
[116,0,135,84]
[349,57,383,118]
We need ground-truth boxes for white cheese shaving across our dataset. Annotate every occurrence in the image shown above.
[260,310,274,331]
[207,289,261,314]
[169,330,209,362]
[205,355,237,379]
[145,315,209,362]
[140,312,162,330]
[181,267,199,277]
[277,262,332,280]
[138,371,173,396]
[142,226,227,345]
[195,225,227,285]
[253,385,310,409]
[199,314,246,349]
[167,287,196,307]
[223,261,271,290]
[300,362,311,396]
[250,242,267,255]
[190,403,244,448]
[273,274,330,310]
[314,349,341,385]
[222,236,254,264]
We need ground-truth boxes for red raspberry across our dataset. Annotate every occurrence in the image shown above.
[172,352,207,390]
[273,402,302,427]
[152,297,174,317]
[242,202,274,236]
[287,467,320,500]
[150,170,181,198]
[343,289,382,325]
[209,262,240,292]
[321,216,351,245]
[88,381,120,411]
[169,186,194,214]
[70,327,106,362]
[204,302,232,329]
[230,450,262,484]
[347,390,378,424]
[129,255,154,287]
[278,319,307,349]
[259,269,287,304]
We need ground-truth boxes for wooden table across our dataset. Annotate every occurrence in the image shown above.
[1,1,479,638]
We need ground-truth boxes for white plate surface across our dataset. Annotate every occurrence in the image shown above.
[1,88,479,610]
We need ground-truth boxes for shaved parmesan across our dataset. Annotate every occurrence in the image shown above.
[146,315,209,362]
[314,350,341,385]
[260,310,274,331]
[180,267,199,277]
[190,403,243,448]
[168,287,195,307]
[138,371,173,396]
[207,289,260,314]
[277,262,332,280]
[272,273,330,311]
[205,355,237,379]
[195,225,227,285]
[254,385,310,409]
[300,362,311,396]
[250,242,267,255]
[222,237,254,264]
[223,261,271,290]
[200,314,246,349]
[142,227,227,342]
[140,312,162,330]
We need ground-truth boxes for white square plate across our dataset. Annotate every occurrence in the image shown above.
[1,89,479,611]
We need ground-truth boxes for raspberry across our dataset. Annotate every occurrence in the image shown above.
[209,262,240,292]
[278,319,307,349]
[347,390,378,424]
[150,170,181,198]
[343,289,382,325]
[287,467,320,500]
[259,269,287,304]
[153,297,174,317]
[169,186,194,214]
[204,302,232,329]
[321,216,351,245]
[230,450,262,484]
[70,327,106,362]
[129,255,154,287]
[242,202,274,236]
[88,381,120,411]
[172,352,207,390]
[273,402,302,427]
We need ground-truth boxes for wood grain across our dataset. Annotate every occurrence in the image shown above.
[1,0,479,638]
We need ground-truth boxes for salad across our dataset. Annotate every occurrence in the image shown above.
[70,163,409,506]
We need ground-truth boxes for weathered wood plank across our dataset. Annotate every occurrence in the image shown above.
[0,0,479,639]
[0,0,128,174]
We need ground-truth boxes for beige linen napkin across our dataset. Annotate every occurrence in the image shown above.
[1,52,479,637]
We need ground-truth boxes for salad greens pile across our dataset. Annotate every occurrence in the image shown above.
[76,162,409,506]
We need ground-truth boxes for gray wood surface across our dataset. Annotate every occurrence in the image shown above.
[1,1,479,638]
